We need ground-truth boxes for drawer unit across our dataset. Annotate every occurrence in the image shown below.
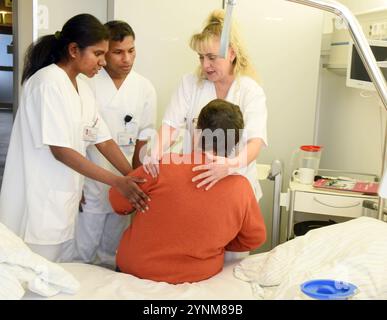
[284,181,379,240]
[294,191,373,218]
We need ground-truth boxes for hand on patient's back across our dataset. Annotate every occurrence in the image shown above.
[192,153,239,191]
[116,176,150,213]
[143,154,160,178]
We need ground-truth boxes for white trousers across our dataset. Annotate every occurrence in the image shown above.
[74,211,130,268]
[27,239,75,263]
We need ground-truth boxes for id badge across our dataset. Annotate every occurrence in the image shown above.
[118,122,138,146]
[118,132,136,146]
[83,126,98,142]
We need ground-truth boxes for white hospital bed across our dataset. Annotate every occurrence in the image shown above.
[2,215,386,300]
[18,216,387,300]
[2,157,386,300]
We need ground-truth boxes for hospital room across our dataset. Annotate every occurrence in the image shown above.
[0,0,387,302]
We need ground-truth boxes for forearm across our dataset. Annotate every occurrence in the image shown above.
[50,146,121,187]
[132,140,147,169]
[236,138,264,169]
[96,139,132,176]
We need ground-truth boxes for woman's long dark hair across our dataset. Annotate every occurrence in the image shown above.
[22,14,109,84]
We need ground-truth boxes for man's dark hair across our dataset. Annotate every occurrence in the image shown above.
[197,99,244,157]
[105,20,135,42]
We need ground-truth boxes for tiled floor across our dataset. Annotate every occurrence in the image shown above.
[0,110,13,188]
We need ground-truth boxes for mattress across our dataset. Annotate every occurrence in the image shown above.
[23,260,256,300]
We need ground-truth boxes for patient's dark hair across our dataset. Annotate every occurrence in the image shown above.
[105,20,136,42]
[22,14,109,84]
[197,99,244,157]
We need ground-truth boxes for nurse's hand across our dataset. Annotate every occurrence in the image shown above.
[116,176,150,213]
[192,153,239,191]
[143,154,160,178]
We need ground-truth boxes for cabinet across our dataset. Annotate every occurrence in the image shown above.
[324,8,387,73]
[284,181,378,240]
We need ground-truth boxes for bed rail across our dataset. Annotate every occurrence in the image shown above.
[258,160,283,249]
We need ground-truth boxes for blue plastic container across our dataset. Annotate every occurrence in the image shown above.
[301,279,358,300]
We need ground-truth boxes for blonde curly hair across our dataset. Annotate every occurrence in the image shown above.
[190,9,259,83]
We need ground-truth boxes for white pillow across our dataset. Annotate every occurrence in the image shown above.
[0,223,80,299]
[0,266,25,300]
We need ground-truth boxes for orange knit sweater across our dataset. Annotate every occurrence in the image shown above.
[109,153,266,284]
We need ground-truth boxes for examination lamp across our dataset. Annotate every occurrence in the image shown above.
[220,0,387,219]
[219,0,236,59]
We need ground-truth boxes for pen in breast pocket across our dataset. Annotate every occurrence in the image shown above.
[92,117,99,128]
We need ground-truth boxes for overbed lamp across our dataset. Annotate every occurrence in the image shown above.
[220,0,387,221]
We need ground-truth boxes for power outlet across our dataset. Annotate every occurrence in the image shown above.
[5,0,12,8]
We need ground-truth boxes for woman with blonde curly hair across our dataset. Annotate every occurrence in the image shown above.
[145,9,268,201]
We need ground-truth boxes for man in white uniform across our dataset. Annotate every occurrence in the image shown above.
[75,21,157,268]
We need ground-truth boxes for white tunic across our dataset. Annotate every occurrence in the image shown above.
[82,68,157,214]
[163,73,268,199]
[0,64,111,245]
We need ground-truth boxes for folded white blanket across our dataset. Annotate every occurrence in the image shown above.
[0,223,80,300]
[235,217,387,299]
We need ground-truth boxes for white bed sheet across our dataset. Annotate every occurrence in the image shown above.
[235,217,387,300]
[23,260,257,300]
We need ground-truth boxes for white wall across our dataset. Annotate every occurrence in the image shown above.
[317,0,387,177]
[339,0,387,14]
[113,0,223,124]
[318,70,385,175]
[234,0,323,168]
[37,0,108,37]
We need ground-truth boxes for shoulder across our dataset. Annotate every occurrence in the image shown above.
[228,174,253,188]
[24,65,65,97]
[28,64,64,87]
[131,71,156,92]
[176,73,205,95]
[225,174,256,200]
[238,76,265,95]
[181,73,200,86]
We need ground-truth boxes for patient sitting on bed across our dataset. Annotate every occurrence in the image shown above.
[109,99,266,284]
